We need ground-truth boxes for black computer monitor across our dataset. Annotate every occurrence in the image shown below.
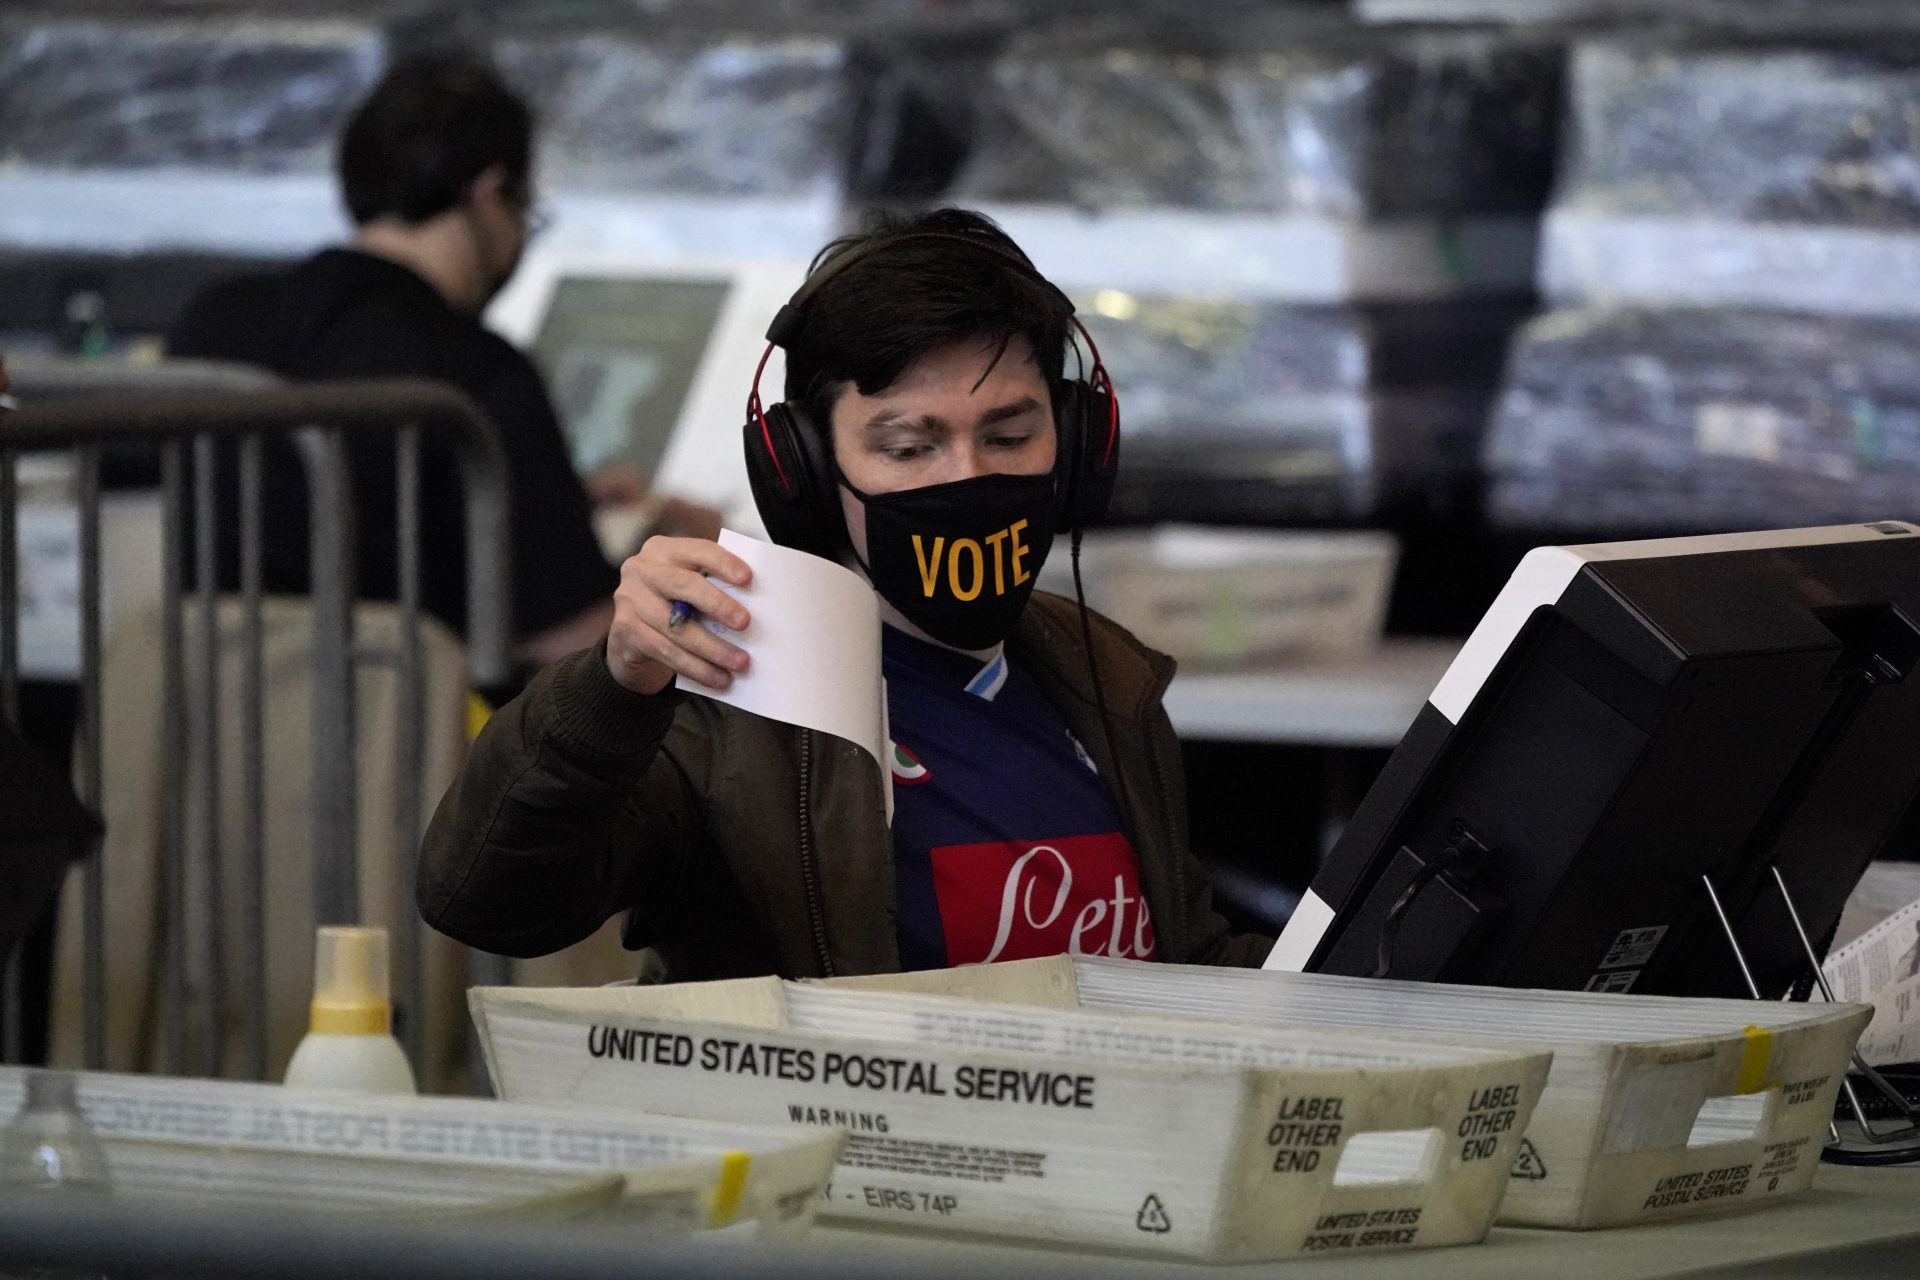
[1271,522,1920,1000]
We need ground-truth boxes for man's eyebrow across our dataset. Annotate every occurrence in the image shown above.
[864,397,1042,432]
[979,397,1043,425]
[864,411,948,433]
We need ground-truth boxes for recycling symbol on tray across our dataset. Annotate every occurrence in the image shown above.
[1511,1137,1549,1181]
[1136,1193,1172,1234]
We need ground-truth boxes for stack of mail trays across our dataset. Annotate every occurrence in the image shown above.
[0,1066,842,1231]
[474,974,1552,1261]
[839,957,1872,1230]
[472,955,1868,1260]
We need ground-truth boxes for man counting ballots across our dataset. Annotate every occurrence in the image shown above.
[419,210,1271,979]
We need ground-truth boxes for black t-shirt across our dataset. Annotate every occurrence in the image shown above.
[168,248,616,640]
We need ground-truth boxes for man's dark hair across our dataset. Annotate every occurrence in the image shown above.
[337,53,533,226]
[782,209,1074,441]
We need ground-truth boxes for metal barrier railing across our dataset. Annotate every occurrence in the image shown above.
[0,362,513,1080]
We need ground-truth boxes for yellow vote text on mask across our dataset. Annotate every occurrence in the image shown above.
[911,520,1034,601]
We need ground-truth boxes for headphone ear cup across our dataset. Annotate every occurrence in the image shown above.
[742,402,846,559]
[1053,379,1119,533]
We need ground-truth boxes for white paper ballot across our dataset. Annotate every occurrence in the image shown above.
[675,529,889,817]
[1825,891,1920,1066]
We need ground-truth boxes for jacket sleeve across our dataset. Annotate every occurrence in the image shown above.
[1148,704,1276,969]
[417,642,706,958]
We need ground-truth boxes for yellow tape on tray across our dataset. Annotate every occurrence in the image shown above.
[1736,1025,1774,1094]
[705,1150,752,1228]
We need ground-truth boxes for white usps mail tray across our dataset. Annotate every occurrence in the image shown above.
[470,978,1552,1261]
[0,1066,841,1233]
[831,957,1871,1229]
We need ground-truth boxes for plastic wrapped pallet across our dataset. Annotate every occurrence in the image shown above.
[831,956,1872,1230]
[1085,297,1375,522]
[491,25,855,199]
[1544,38,1920,315]
[1080,294,1511,524]
[472,978,1553,1261]
[0,10,384,253]
[1484,307,1920,534]
[0,1065,842,1231]
[1357,0,1920,23]
[0,13,384,172]
[953,22,1558,217]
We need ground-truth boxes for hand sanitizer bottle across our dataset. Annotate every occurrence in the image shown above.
[2,1070,111,1278]
[283,926,417,1095]
[1,1070,111,1192]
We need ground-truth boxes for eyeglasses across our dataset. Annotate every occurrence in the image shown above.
[524,199,554,243]
[500,179,553,242]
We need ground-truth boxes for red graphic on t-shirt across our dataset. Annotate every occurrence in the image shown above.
[931,833,1156,965]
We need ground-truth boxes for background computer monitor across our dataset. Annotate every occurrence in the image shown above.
[1270,522,1920,1001]
[488,249,809,540]
[530,275,729,480]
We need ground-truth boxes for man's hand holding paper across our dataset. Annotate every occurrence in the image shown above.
[606,534,755,695]
[639,530,891,817]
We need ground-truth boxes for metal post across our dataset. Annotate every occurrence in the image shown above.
[0,445,17,721]
[394,425,425,1070]
[302,427,358,926]
[239,435,267,1080]
[0,445,16,1066]
[455,439,511,691]
[159,442,189,1075]
[76,444,105,1070]
[193,436,226,1076]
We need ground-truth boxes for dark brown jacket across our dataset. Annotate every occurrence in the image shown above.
[419,593,1271,979]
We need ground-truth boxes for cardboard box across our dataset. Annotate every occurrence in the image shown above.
[471,977,1552,1261]
[1053,527,1398,667]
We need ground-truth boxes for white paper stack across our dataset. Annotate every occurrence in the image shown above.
[829,957,1870,1229]
[0,1067,841,1232]
[470,977,1552,1261]
[1824,892,1920,1067]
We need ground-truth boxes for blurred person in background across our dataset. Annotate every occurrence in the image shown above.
[420,209,1270,982]
[169,53,712,674]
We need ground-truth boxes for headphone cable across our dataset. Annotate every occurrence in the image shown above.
[1069,527,1140,855]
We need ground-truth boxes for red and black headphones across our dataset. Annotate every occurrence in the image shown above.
[742,229,1120,560]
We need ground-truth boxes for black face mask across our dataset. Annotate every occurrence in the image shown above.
[843,471,1058,650]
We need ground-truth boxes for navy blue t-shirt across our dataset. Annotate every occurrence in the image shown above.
[883,625,1158,970]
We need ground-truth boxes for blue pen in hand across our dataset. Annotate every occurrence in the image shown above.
[666,599,694,629]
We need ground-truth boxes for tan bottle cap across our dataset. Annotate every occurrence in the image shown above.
[309,926,392,1036]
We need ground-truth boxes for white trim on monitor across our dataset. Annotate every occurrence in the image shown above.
[1264,889,1336,973]
[1427,522,1919,726]
[655,266,807,540]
